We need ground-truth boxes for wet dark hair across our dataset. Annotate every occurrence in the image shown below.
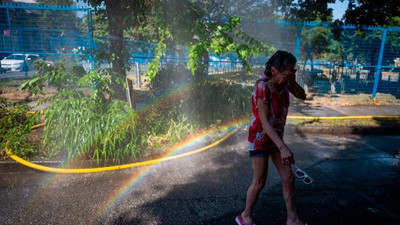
[263,50,297,79]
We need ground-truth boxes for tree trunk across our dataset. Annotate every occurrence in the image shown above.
[195,52,209,78]
[105,0,130,102]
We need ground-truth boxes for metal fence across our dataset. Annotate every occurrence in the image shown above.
[1,3,400,100]
[0,2,94,75]
[238,20,400,99]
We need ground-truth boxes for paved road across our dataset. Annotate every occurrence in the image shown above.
[0,70,35,80]
[1,129,399,225]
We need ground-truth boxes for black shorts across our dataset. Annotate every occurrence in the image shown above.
[249,146,280,157]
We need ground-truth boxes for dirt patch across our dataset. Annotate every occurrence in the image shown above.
[1,86,57,102]
[305,93,400,106]
[27,126,45,153]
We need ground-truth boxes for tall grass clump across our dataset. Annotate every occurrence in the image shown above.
[43,95,137,162]
[44,71,140,162]
[20,62,141,163]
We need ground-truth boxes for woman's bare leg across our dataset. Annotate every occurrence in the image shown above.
[270,152,305,225]
[240,156,269,224]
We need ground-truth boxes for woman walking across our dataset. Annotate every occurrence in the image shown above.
[236,50,307,225]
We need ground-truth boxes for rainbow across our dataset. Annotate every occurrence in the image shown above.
[90,117,249,224]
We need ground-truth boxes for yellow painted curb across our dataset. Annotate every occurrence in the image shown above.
[5,128,239,174]
[287,115,400,120]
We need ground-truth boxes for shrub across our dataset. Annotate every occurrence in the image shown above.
[149,64,193,95]
[144,75,251,130]
[0,96,39,159]
[40,70,141,162]
[148,63,251,127]
[182,77,251,126]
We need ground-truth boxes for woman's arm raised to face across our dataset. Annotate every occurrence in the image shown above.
[288,80,306,100]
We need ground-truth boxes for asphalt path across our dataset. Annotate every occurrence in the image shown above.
[1,129,399,225]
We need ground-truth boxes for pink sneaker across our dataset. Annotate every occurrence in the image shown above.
[235,215,256,225]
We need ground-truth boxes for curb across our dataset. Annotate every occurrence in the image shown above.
[287,125,400,135]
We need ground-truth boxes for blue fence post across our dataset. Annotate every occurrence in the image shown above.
[371,28,387,100]
[6,7,11,26]
[6,7,14,52]
[87,8,95,70]
[49,38,54,53]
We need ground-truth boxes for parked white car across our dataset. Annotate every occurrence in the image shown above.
[0,54,43,72]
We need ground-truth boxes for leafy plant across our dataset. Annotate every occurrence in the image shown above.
[187,17,276,75]
[40,70,139,162]
[146,16,275,81]
[78,70,113,102]
[19,60,87,104]
[18,61,142,162]
[183,78,251,126]
[147,28,171,80]
[24,60,84,91]
[144,75,251,131]
[0,97,39,159]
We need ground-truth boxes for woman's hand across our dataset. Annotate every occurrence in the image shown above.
[286,70,307,100]
[279,145,295,165]
[285,69,297,83]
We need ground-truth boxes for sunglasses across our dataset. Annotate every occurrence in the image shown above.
[293,165,313,184]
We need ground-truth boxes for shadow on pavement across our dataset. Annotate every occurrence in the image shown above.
[105,130,400,225]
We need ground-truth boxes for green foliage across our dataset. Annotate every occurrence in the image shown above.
[147,29,170,80]
[164,114,193,144]
[149,64,193,95]
[183,78,251,126]
[188,17,275,75]
[20,59,86,100]
[33,68,139,162]
[18,61,141,162]
[344,0,400,26]
[299,26,330,62]
[78,70,113,102]
[43,97,138,162]
[147,74,251,129]
[187,41,209,75]
[34,0,80,30]
[0,97,39,159]
[290,0,335,22]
